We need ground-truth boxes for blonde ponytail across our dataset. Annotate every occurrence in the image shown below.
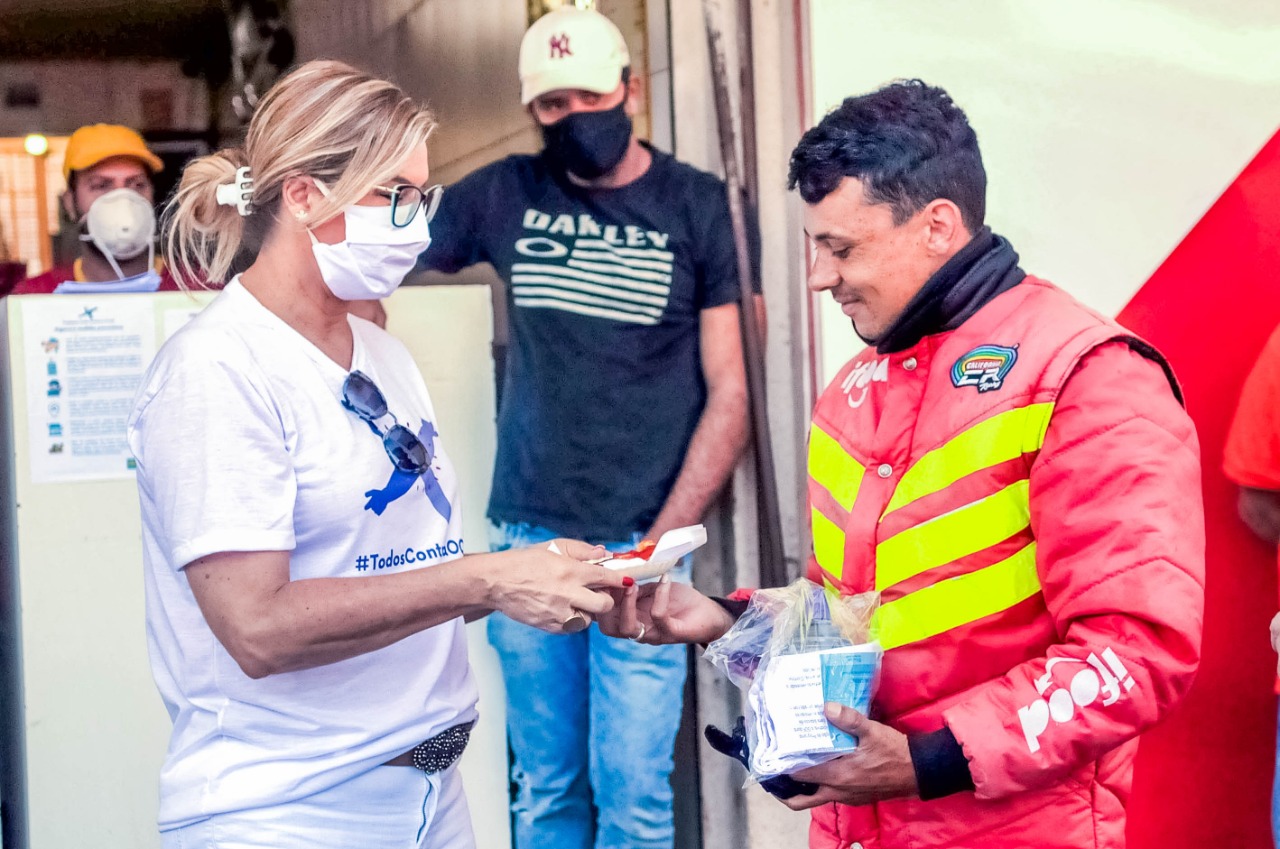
[161,60,436,291]
[162,149,249,290]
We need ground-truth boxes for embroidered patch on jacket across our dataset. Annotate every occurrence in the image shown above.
[951,344,1018,392]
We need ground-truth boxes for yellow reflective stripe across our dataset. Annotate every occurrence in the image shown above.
[883,403,1054,517]
[809,424,864,510]
[874,542,1040,650]
[875,478,1031,590]
[811,507,846,580]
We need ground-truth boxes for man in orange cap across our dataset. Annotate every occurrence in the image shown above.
[11,123,179,294]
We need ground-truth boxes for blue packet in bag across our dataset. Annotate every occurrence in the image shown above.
[820,646,882,749]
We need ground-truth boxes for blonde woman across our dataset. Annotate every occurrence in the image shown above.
[127,60,626,848]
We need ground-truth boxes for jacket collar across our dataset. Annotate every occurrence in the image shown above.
[872,227,1026,355]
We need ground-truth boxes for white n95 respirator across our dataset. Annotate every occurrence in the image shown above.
[80,188,157,278]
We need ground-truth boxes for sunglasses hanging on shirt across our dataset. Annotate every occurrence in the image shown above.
[341,370,431,474]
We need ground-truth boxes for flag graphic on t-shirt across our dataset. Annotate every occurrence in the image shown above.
[512,209,673,325]
[362,419,451,521]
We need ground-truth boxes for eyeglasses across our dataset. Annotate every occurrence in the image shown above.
[341,370,431,474]
[372,183,444,229]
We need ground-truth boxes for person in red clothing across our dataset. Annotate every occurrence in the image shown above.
[1223,322,1280,846]
[600,80,1205,849]
[11,123,178,295]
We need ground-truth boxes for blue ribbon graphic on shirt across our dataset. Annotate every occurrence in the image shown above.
[363,419,452,521]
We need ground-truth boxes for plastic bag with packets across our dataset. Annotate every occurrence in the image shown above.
[703,579,881,794]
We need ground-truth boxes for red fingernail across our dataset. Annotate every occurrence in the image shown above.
[622,576,635,587]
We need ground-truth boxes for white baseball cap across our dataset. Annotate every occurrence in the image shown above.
[519,7,630,105]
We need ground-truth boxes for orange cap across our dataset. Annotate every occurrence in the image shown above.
[62,124,164,181]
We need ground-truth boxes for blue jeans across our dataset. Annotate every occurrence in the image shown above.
[487,521,690,849]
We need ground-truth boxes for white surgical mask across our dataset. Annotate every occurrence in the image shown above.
[308,182,432,301]
[79,188,157,280]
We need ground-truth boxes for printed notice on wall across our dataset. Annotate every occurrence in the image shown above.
[22,298,157,483]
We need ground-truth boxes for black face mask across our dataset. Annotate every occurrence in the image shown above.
[541,100,633,180]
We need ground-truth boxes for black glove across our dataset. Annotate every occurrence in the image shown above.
[704,717,820,801]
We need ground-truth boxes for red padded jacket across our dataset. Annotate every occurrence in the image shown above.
[805,278,1204,849]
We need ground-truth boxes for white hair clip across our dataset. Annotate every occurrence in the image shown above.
[215,166,254,216]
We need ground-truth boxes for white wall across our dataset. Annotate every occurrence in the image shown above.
[0,60,208,136]
[807,0,1280,384]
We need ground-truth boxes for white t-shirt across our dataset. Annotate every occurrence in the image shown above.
[128,279,477,830]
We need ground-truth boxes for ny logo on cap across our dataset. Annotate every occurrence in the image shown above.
[549,33,572,58]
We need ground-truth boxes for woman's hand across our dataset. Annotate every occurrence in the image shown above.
[598,578,735,645]
[482,539,627,634]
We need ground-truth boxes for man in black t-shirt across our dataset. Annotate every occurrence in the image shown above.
[420,8,757,849]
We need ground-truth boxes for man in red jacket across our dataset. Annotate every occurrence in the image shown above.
[12,123,177,295]
[1223,322,1280,846]
[600,80,1204,848]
